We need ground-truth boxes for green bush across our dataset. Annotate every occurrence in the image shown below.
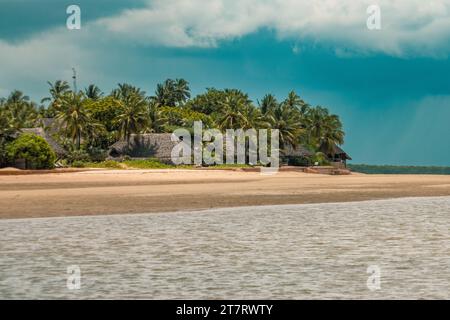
[71,160,86,168]
[212,163,253,169]
[97,160,123,169]
[310,152,330,166]
[66,149,91,164]
[122,158,174,169]
[87,147,107,162]
[0,141,10,167]
[7,133,56,169]
[71,160,123,169]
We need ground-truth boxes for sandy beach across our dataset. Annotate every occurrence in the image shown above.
[0,169,449,219]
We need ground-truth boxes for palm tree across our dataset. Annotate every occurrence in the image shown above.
[283,91,310,116]
[173,78,190,105]
[55,92,90,150]
[113,88,149,148]
[112,83,146,101]
[305,106,345,154]
[153,81,172,107]
[84,84,103,100]
[152,78,190,107]
[3,90,38,129]
[306,106,327,143]
[242,104,268,130]
[41,80,71,104]
[41,80,71,117]
[320,114,345,154]
[258,94,278,116]
[7,90,30,104]
[268,104,303,150]
[217,90,253,130]
[147,101,167,133]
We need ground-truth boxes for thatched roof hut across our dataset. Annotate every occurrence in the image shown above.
[320,144,352,161]
[108,133,187,163]
[319,143,352,168]
[282,144,314,158]
[19,128,67,158]
[281,144,314,166]
[38,118,64,135]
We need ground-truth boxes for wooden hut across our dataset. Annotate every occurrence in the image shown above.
[108,133,188,164]
[281,144,314,166]
[320,144,352,168]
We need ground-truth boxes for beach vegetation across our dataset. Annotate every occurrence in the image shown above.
[6,133,56,169]
[1,78,348,169]
[122,158,175,169]
[71,160,123,169]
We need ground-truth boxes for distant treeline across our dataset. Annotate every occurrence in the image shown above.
[349,164,450,175]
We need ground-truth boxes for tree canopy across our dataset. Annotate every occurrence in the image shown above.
[1,77,346,167]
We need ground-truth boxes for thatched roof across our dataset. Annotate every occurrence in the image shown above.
[20,128,67,157]
[282,144,314,158]
[332,145,352,160]
[321,144,352,160]
[108,134,188,162]
[38,118,63,135]
[39,117,55,128]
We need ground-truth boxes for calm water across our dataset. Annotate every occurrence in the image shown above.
[0,197,449,299]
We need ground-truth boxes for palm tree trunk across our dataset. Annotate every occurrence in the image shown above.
[125,129,130,155]
[77,131,81,150]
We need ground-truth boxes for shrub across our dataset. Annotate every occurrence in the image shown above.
[72,160,123,169]
[212,163,252,169]
[66,149,91,164]
[7,133,56,169]
[87,147,107,162]
[71,160,86,168]
[0,141,10,167]
[310,152,330,166]
[122,158,174,169]
[97,160,123,169]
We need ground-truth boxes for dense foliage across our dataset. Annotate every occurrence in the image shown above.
[1,78,347,168]
[6,133,56,169]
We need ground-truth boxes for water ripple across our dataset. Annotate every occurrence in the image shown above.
[0,197,449,299]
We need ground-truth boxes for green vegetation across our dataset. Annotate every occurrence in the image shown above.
[6,133,56,169]
[70,159,255,170]
[71,159,187,170]
[211,163,253,168]
[349,164,450,175]
[71,160,123,169]
[122,159,175,169]
[1,78,347,169]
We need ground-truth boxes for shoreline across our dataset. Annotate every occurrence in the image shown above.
[2,195,449,222]
[1,170,450,220]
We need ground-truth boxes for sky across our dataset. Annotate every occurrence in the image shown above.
[0,0,449,166]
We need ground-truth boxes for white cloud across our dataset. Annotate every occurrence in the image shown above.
[0,26,104,98]
[96,0,450,56]
[1,0,450,98]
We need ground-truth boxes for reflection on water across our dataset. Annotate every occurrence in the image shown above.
[0,197,449,299]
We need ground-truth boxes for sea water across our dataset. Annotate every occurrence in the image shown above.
[0,197,449,299]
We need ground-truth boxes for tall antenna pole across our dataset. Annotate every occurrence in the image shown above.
[72,67,78,93]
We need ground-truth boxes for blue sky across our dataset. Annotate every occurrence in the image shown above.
[0,0,449,165]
